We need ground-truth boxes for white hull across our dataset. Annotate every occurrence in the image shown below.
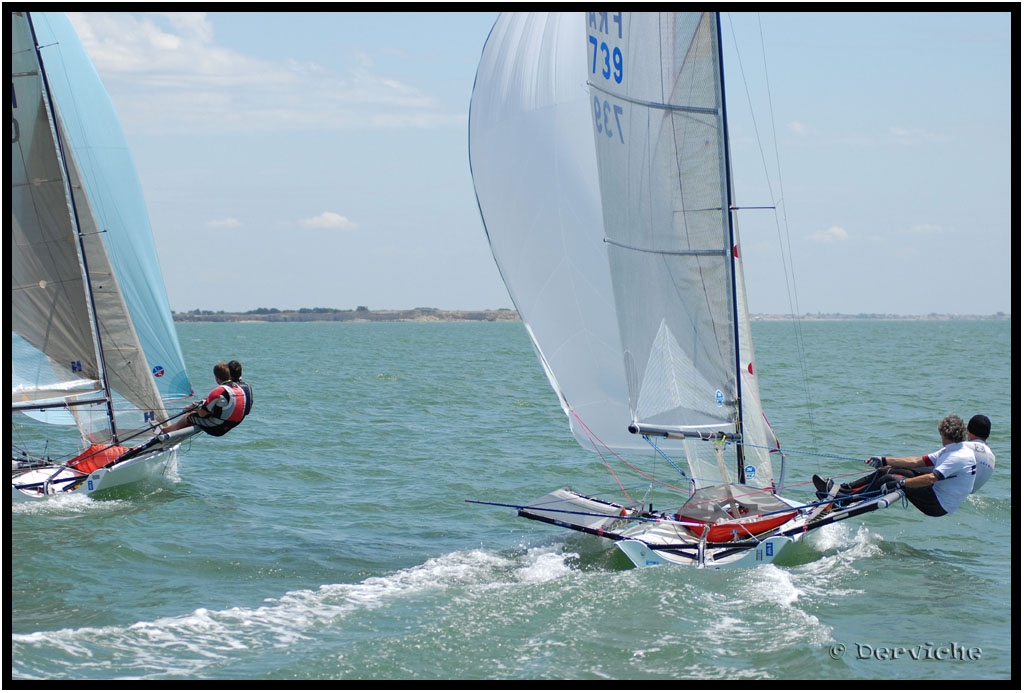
[616,535,795,569]
[519,487,902,569]
[12,442,181,503]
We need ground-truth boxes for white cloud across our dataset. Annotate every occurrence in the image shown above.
[300,212,358,231]
[807,225,848,244]
[66,12,457,135]
[789,120,806,134]
[206,218,243,229]
[887,125,944,145]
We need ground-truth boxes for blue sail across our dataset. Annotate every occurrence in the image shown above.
[29,13,192,404]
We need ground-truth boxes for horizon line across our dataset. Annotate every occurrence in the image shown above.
[170,306,1012,318]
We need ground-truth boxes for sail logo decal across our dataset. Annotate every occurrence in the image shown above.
[744,465,756,480]
[152,365,165,378]
[71,360,83,373]
[715,390,724,406]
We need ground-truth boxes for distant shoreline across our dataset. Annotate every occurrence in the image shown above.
[172,308,1009,323]
[172,308,521,323]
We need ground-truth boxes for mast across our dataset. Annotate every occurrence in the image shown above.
[25,11,121,444]
[714,12,746,483]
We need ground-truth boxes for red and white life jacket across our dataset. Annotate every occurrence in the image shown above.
[205,382,248,423]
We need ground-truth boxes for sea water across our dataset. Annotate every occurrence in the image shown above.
[10,319,1013,680]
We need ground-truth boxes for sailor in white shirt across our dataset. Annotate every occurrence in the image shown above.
[964,414,996,493]
[822,414,976,517]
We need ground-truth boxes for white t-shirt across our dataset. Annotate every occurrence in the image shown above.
[964,440,996,493]
[924,442,976,514]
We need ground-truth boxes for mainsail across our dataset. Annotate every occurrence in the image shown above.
[11,11,192,442]
[586,12,775,488]
[470,12,775,488]
[11,12,104,407]
[30,13,192,407]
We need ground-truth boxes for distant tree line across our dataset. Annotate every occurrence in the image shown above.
[173,306,520,323]
[183,307,344,315]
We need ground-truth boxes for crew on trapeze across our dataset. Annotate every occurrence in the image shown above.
[163,360,253,437]
[812,414,993,518]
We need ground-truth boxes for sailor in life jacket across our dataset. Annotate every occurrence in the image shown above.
[165,362,249,437]
[228,359,254,417]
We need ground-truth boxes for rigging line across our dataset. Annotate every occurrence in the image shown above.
[662,429,863,466]
[571,418,864,497]
[772,470,874,496]
[710,435,866,463]
[643,435,688,477]
[604,238,726,257]
[570,411,691,496]
[577,412,863,495]
[748,14,814,436]
[742,440,864,463]
[467,498,776,531]
[33,406,193,468]
[755,13,815,447]
[569,410,633,503]
[725,13,815,439]
[587,79,718,117]
[725,14,797,318]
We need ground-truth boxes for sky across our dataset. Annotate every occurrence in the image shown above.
[66,11,1013,316]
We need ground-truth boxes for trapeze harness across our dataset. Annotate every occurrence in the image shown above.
[197,381,249,437]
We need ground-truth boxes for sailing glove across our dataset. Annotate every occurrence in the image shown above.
[866,456,886,469]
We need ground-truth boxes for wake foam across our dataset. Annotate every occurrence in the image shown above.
[9,493,131,516]
[12,545,576,679]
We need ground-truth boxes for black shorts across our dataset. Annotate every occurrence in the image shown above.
[904,486,947,517]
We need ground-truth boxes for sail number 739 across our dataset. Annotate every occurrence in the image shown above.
[593,97,624,143]
[588,34,623,84]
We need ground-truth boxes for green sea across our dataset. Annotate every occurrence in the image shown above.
[10,319,1014,681]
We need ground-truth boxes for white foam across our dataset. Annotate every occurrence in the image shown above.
[804,520,855,552]
[748,564,803,608]
[10,493,130,516]
[331,548,513,609]
[514,545,577,584]
[12,546,567,678]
